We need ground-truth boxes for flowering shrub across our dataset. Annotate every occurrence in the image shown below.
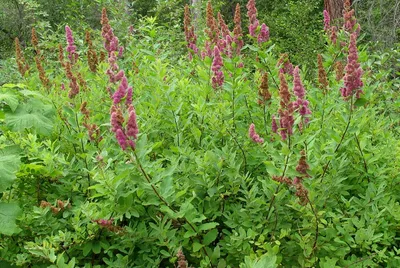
[0,1,399,267]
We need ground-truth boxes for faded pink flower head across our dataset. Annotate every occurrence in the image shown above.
[292,66,312,119]
[330,26,338,45]
[249,123,264,143]
[279,109,294,140]
[293,177,301,185]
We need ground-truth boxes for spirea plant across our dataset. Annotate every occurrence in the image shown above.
[0,0,399,267]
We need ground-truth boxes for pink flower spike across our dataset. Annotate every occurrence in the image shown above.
[65,25,77,63]
[126,86,132,106]
[112,76,128,104]
[248,20,259,37]
[323,10,330,32]
[340,33,363,99]
[126,105,139,139]
[249,123,264,143]
[118,46,124,57]
[272,115,278,133]
[293,66,305,99]
[116,129,128,150]
[257,23,269,44]
[211,46,224,89]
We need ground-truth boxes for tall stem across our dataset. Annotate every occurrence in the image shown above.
[320,96,354,181]
[131,150,214,266]
[266,134,291,221]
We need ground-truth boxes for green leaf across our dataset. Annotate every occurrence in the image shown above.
[211,245,220,262]
[82,242,92,257]
[1,83,25,89]
[184,229,197,238]
[92,242,101,254]
[199,222,219,232]
[0,151,21,192]
[0,92,19,112]
[354,98,367,107]
[193,242,204,252]
[203,229,218,245]
[0,202,22,235]
[5,99,54,135]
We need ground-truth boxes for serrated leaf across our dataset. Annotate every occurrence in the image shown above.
[0,151,21,192]
[0,202,22,235]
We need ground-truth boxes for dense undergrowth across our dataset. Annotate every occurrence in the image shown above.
[0,0,400,267]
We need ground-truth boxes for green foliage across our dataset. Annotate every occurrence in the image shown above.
[0,1,399,268]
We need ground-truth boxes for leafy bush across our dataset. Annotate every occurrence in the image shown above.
[0,1,400,267]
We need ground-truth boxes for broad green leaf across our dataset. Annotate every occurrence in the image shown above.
[0,151,20,192]
[0,202,22,235]
[0,92,19,112]
[5,99,54,136]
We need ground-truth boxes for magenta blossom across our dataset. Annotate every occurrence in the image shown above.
[126,86,132,106]
[126,105,139,139]
[293,66,305,99]
[292,66,312,119]
[257,23,269,44]
[323,10,330,33]
[118,46,124,58]
[65,25,77,63]
[112,76,128,104]
[116,129,128,150]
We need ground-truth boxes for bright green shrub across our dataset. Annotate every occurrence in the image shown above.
[0,1,399,267]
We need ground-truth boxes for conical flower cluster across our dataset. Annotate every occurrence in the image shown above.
[340,33,363,99]
[101,8,139,150]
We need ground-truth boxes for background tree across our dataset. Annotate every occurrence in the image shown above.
[324,0,347,20]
